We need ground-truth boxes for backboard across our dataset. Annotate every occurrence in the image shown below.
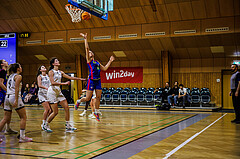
[67,0,113,20]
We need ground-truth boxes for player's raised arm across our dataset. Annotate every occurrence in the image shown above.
[99,56,115,71]
[80,33,91,63]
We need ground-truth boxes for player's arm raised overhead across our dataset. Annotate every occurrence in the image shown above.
[80,33,91,63]
[99,56,115,71]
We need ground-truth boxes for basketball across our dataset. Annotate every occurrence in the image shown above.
[82,12,91,20]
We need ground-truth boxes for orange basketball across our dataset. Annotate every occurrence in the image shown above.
[82,12,91,20]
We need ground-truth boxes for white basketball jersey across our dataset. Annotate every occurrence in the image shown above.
[6,73,22,96]
[39,74,50,93]
[49,69,62,93]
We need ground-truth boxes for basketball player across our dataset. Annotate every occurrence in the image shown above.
[47,57,85,132]
[0,63,32,143]
[37,65,52,132]
[76,89,98,119]
[0,59,18,135]
[75,33,114,121]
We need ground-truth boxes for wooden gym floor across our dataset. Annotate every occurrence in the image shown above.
[0,108,239,159]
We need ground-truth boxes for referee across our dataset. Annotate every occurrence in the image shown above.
[230,64,240,123]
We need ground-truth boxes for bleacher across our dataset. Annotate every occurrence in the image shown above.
[100,87,212,108]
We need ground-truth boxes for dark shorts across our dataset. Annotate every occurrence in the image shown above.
[87,79,102,91]
[0,92,6,105]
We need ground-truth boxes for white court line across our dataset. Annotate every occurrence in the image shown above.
[163,113,227,159]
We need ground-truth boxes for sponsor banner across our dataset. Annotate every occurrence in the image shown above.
[101,67,143,83]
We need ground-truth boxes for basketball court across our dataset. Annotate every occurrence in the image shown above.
[0,0,240,158]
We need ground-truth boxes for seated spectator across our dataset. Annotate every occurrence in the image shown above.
[168,81,179,106]
[29,83,38,105]
[162,82,171,102]
[22,83,29,101]
[178,84,188,107]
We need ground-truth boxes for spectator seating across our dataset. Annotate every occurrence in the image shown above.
[120,90,128,104]
[100,87,211,107]
[116,87,123,92]
[200,88,211,104]
[145,90,154,103]
[148,87,155,92]
[154,90,163,105]
[112,90,120,103]
[140,87,147,93]
[137,90,145,105]
[190,88,201,104]
[128,90,137,104]
[104,90,112,103]
[124,87,131,92]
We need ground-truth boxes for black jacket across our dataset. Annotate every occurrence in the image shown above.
[170,87,179,95]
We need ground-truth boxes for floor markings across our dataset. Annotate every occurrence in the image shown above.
[163,113,227,159]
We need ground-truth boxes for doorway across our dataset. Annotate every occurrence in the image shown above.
[222,70,233,109]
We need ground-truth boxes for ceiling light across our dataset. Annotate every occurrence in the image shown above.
[210,46,224,53]
[35,55,48,60]
[113,51,126,57]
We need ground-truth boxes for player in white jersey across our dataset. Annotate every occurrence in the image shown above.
[37,65,52,133]
[0,63,32,143]
[47,57,85,132]
[0,59,18,135]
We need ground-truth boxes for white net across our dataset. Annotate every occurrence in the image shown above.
[65,4,84,23]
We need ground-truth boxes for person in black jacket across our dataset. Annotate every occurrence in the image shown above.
[168,81,179,106]
[162,82,171,103]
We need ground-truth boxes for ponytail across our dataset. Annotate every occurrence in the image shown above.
[37,65,44,78]
[49,57,57,70]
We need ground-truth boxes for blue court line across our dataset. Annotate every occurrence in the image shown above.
[93,113,210,159]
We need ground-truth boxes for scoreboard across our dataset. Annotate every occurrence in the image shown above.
[0,33,17,64]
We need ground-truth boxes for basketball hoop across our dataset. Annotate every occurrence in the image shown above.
[65,4,84,23]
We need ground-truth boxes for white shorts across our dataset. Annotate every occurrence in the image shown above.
[47,91,66,104]
[38,91,49,103]
[4,95,25,111]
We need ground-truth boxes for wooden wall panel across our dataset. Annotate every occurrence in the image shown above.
[179,59,190,73]
[234,0,240,16]
[219,0,234,17]
[165,3,182,21]
[235,16,240,33]
[190,59,201,72]
[172,59,180,73]
[201,17,235,35]
[178,2,194,20]
[23,32,44,46]
[116,25,142,40]
[214,58,226,72]
[172,72,221,106]
[201,58,214,72]
[130,7,147,24]
[155,5,170,22]
[171,20,201,36]
[45,31,67,45]
[18,38,24,47]
[67,29,91,43]
[91,27,116,42]
[142,23,170,38]
[204,0,220,18]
